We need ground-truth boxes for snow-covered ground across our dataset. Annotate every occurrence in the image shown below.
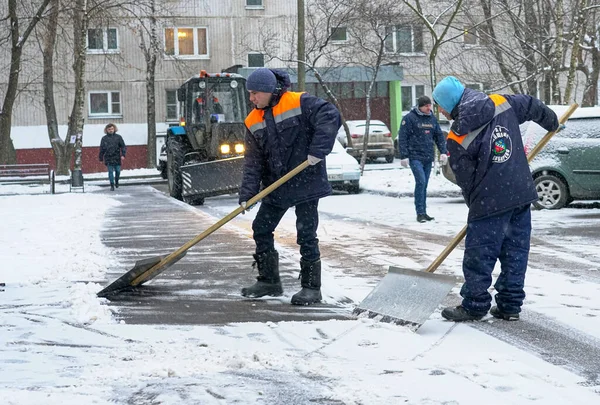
[1,166,599,404]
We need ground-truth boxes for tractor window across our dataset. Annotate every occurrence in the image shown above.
[191,80,249,124]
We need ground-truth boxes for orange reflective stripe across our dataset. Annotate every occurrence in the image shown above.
[489,94,507,106]
[245,109,264,129]
[273,92,303,119]
[447,130,465,145]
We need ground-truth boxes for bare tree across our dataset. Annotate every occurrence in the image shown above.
[39,0,74,175]
[243,0,358,146]
[341,0,403,172]
[400,0,464,91]
[0,0,52,165]
[130,0,160,169]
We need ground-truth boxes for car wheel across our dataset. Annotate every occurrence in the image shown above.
[533,174,569,210]
[385,155,394,163]
[347,181,360,194]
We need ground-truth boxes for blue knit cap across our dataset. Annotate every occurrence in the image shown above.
[246,68,277,93]
[432,76,465,113]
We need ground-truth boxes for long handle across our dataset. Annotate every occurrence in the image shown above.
[132,160,311,285]
[425,103,579,273]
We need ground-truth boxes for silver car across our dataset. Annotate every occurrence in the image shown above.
[337,120,395,163]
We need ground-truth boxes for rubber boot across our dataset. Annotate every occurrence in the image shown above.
[241,250,283,298]
[291,258,322,306]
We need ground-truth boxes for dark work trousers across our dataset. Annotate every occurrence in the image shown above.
[460,204,532,316]
[252,200,320,262]
[409,159,432,215]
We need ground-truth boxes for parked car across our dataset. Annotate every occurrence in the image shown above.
[441,106,600,210]
[523,106,600,209]
[337,120,395,163]
[326,138,361,193]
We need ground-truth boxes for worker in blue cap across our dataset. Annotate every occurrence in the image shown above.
[432,76,560,322]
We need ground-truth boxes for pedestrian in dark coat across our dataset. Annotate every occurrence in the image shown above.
[99,123,126,191]
[432,76,559,322]
[398,95,447,222]
[239,68,340,306]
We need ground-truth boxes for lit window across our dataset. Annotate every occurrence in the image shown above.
[165,27,208,58]
[87,28,118,53]
[89,91,122,117]
[385,25,423,54]
[248,53,265,67]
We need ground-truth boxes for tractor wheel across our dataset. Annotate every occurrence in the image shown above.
[167,136,189,201]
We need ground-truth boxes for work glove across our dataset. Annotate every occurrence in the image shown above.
[557,123,566,132]
[439,153,448,165]
[400,158,409,168]
[240,201,254,214]
[307,155,322,165]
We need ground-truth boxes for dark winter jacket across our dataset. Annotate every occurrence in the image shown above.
[398,106,447,162]
[446,88,558,221]
[239,74,340,208]
[99,133,127,166]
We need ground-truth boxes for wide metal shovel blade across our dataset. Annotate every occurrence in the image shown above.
[354,267,462,330]
[97,252,187,297]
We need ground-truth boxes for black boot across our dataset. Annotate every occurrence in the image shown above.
[241,250,283,298]
[291,258,322,305]
[110,183,115,191]
[490,306,519,321]
[115,174,120,188]
[441,305,485,322]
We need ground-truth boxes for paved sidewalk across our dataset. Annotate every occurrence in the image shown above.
[100,186,350,325]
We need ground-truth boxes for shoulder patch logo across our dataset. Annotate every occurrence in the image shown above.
[490,125,512,163]
[402,120,406,125]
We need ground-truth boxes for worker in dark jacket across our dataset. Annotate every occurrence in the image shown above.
[239,68,340,305]
[398,95,447,222]
[99,123,126,191]
[432,76,559,322]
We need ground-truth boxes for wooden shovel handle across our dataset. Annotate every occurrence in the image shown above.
[131,160,311,286]
[425,103,579,273]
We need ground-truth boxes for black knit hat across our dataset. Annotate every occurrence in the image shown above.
[418,95,432,107]
[246,68,277,93]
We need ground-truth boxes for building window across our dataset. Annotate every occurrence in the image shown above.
[401,85,424,112]
[89,91,121,117]
[246,0,263,7]
[87,28,118,53]
[248,53,265,67]
[331,27,347,42]
[385,25,423,53]
[165,27,208,58]
[166,90,179,121]
[465,83,482,91]
[464,26,489,46]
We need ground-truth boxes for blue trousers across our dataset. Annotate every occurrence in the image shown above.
[107,165,121,185]
[461,204,532,315]
[409,159,432,215]
[252,200,320,262]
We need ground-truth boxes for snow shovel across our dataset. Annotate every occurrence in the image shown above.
[97,160,311,298]
[353,103,579,330]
